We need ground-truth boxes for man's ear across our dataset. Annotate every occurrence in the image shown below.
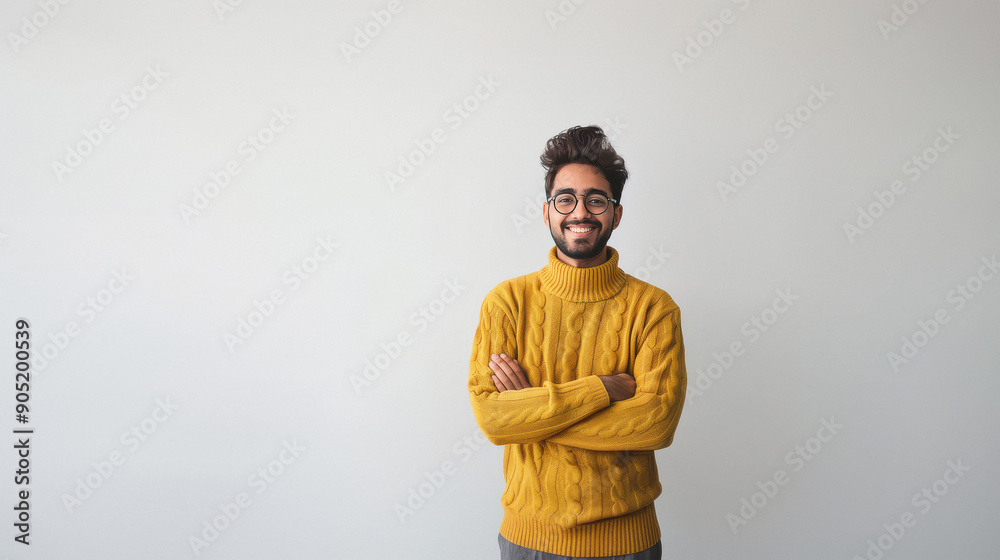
[612,203,623,230]
[542,202,549,227]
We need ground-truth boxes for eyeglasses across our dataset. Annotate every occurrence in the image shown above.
[546,192,618,215]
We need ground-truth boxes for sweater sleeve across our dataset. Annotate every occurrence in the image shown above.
[468,296,612,446]
[546,303,686,452]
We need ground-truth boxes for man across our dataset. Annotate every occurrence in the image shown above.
[468,125,687,559]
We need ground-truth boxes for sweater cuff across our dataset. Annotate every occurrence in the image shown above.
[585,375,612,410]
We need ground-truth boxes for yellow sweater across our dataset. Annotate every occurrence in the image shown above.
[468,246,686,557]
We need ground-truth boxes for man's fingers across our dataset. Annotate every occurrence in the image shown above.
[496,362,523,390]
[618,374,637,399]
[491,374,511,392]
[488,353,532,391]
[490,354,521,390]
[496,353,528,389]
[489,357,521,391]
[488,360,512,391]
[499,355,526,390]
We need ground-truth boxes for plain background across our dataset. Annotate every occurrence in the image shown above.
[1,0,998,558]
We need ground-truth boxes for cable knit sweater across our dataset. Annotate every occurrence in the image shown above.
[468,245,686,557]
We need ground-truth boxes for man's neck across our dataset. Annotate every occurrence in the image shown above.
[540,246,625,303]
[555,247,609,269]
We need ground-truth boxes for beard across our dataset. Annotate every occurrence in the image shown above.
[550,220,613,261]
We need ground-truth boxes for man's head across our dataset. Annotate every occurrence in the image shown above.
[540,126,628,268]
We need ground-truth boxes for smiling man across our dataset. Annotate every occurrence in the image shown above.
[468,125,687,559]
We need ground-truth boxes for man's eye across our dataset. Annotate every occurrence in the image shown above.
[556,196,575,204]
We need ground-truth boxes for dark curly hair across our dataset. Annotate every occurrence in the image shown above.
[540,125,628,202]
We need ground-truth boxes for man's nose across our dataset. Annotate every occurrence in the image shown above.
[569,196,593,219]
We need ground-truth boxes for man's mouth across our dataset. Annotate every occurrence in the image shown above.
[565,224,598,237]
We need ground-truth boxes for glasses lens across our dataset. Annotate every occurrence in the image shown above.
[586,196,609,214]
[554,194,577,214]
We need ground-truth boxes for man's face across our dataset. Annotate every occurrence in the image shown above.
[542,163,623,268]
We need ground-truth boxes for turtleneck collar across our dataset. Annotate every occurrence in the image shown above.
[539,245,627,303]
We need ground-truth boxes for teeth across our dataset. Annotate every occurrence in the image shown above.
[569,227,594,233]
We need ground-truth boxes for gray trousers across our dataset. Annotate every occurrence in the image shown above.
[498,534,662,560]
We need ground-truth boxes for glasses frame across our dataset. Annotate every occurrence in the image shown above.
[545,192,618,215]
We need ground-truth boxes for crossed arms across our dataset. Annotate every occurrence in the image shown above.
[467,296,686,452]
[490,353,637,402]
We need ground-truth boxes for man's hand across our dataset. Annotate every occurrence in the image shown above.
[600,373,636,403]
[488,353,530,392]
[489,353,634,403]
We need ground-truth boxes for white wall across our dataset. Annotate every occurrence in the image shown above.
[2,1,998,558]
